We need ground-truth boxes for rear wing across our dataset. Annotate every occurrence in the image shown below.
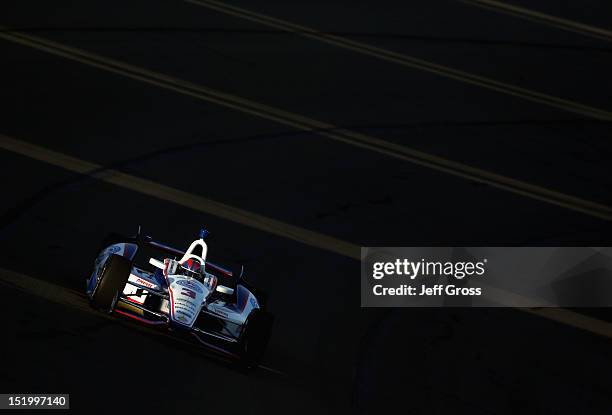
[142,236,234,278]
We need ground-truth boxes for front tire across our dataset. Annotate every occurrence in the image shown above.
[238,309,274,368]
[91,254,131,312]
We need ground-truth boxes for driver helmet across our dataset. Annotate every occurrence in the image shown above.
[179,258,203,280]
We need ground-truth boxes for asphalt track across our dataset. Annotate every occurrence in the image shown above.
[1,1,612,413]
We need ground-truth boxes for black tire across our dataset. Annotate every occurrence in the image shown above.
[238,309,274,368]
[91,254,131,312]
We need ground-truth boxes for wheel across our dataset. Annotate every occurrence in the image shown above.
[91,254,131,312]
[238,309,274,368]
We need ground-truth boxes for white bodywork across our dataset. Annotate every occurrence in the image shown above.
[178,238,208,264]
[163,237,210,327]
[167,275,209,326]
[123,268,159,305]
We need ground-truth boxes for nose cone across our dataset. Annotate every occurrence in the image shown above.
[167,276,209,327]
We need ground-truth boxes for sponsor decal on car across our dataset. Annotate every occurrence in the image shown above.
[107,245,121,254]
[135,277,156,289]
[175,303,196,312]
[175,279,204,294]
[210,306,228,317]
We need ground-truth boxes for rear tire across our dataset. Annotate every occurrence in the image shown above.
[91,254,131,312]
[238,309,274,368]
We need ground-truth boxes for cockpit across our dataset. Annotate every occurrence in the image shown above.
[177,258,204,281]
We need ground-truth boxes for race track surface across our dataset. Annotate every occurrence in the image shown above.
[1,1,612,413]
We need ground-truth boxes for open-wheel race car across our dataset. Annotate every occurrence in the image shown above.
[85,228,273,368]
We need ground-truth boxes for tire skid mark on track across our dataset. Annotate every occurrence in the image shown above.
[0,134,358,259]
[1,134,612,341]
[0,267,285,375]
[0,129,305,237]
[0,31,611,221]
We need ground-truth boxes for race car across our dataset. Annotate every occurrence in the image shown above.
[85,228,273,367]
